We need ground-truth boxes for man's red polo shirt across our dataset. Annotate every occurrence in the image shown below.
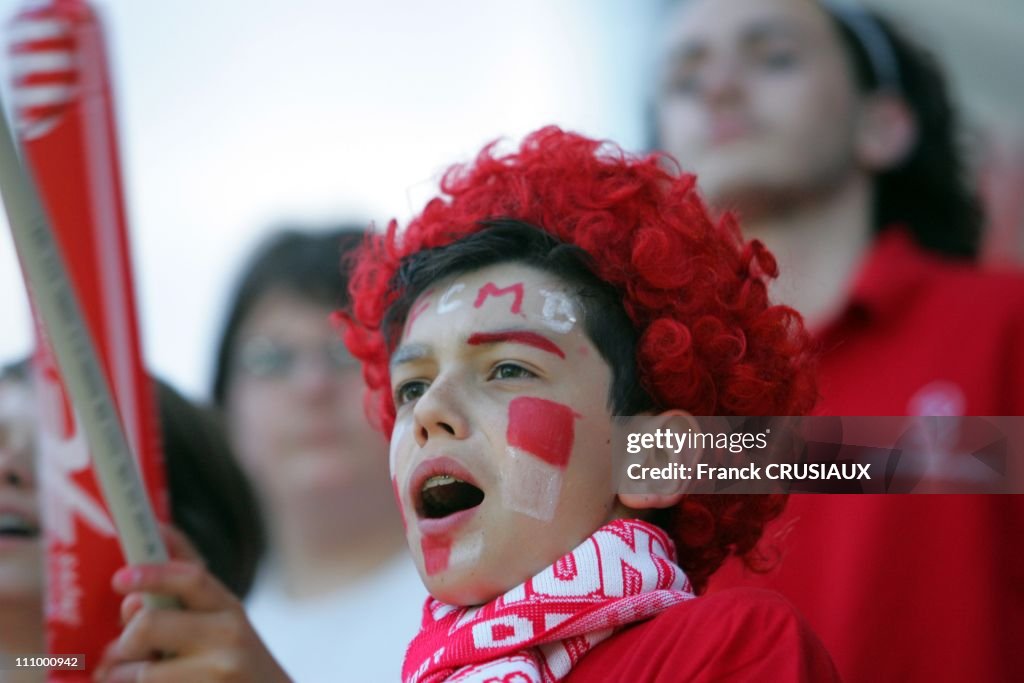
[710,229,1024,683]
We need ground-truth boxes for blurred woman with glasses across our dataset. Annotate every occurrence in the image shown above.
[211,227,423,682]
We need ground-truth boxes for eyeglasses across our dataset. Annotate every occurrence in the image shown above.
[233,336,359,380]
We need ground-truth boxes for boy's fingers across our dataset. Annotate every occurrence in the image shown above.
[112,561,235,612]
[104,608,192,663]
[159,523,204,564]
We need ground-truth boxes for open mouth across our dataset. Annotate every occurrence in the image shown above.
[418,474,485,519]
[0,512,39,540]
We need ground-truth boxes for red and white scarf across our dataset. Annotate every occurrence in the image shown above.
[403,519,695,683]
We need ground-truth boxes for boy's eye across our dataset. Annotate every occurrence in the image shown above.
[395,380,429,406]
[489,362,536,381]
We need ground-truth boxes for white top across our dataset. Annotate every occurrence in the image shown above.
[245,552,427,683]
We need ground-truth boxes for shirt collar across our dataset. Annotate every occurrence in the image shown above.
[842,226,934,322]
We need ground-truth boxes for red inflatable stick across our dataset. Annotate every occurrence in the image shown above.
[6,1,169,678]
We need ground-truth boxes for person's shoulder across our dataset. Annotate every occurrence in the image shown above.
[666,585,798,618]
[919,255,1024,310]
[566,589,841,682]
[651,588,817,641]
[654,589,841,680]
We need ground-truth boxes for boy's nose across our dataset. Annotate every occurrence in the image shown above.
[412,378,470,447]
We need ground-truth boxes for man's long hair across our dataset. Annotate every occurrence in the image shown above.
[831,9,983,259]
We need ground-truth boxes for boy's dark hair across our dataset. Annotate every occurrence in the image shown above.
[211,226,367,406]
[156,379,266,597]
[384,219,653,416]
[826,7,982,258]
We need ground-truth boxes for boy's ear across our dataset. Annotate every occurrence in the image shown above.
[617,410,702,512]
[855,92,918,172]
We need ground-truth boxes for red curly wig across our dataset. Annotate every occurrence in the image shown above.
[339,126,817,592]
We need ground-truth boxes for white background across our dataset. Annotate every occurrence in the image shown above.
[0,0,660,398]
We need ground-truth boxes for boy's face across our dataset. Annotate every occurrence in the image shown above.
[389,262,628,605]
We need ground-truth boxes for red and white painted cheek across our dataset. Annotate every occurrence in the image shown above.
[420,529,484,577]
[501,396,579,521]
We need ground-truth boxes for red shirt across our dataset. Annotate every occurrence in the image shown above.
[711,230,1024,683]
[567,589,840,682]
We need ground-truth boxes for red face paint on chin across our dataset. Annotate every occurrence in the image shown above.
[506,397,577,468]
[421,536,452,576]
[474,282,524,314]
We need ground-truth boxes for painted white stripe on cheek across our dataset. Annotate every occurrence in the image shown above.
[500,446,563,521]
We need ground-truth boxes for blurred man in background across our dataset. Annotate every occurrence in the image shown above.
[212,228,424,682]
[654,0,1024,681]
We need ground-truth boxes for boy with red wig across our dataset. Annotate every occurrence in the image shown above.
[97,127,837,682]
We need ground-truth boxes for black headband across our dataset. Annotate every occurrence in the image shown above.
[823,0,902,92]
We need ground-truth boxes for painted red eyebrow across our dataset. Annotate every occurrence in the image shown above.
[466,331,566,359]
